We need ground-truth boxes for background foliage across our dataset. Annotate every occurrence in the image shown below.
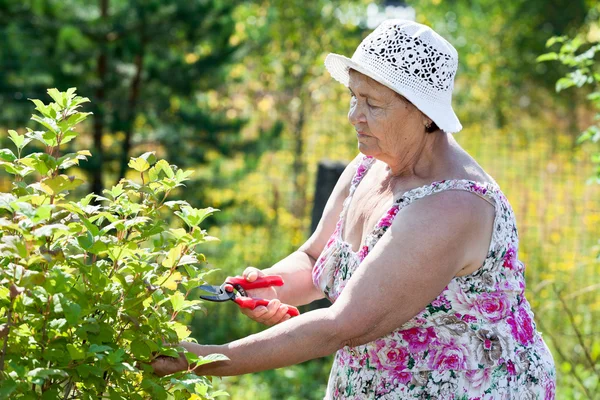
[1,0,599,398]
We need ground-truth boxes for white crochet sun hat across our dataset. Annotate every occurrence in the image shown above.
[325,19,462,134]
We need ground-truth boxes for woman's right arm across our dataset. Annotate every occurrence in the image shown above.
[240,155,363,325]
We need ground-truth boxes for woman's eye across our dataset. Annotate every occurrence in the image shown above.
[367,101,378,109]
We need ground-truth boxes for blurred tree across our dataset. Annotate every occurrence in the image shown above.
[223,0,366,219]
[412,0,590,144]
[0,0,251,194]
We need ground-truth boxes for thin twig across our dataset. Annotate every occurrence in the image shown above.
[554,286,599,376]
[536,317,594,400]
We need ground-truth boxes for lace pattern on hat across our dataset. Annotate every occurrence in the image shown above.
[358,23,457,98]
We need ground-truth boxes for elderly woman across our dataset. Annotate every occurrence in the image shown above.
[153,20,556,398]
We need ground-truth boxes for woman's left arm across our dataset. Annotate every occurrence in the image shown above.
[155,191,490,376]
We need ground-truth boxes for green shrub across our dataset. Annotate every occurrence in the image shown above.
[0,88,226,399]
[538,33,600,183]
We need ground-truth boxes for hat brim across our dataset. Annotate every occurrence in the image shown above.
[324,53,462,134]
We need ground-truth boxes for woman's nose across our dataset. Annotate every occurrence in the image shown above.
[348,102,366,126]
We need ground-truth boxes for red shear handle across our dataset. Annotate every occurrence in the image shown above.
[234,297,300,317]
[225,275,284,290]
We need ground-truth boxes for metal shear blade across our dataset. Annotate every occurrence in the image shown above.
[198,284,232,302]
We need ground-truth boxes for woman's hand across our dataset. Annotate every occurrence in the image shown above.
[151,353,189,377]
[239,267,293,326]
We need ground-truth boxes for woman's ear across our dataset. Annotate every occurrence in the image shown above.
[422,116,433,130]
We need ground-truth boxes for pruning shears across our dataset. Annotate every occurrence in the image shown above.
[199,275,300,317]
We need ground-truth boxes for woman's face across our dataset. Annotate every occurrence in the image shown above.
[347,70,429,164]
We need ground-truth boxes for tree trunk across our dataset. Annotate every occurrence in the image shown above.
[91,0,109,196]
[117,13,146,183]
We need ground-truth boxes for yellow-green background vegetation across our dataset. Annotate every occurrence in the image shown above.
[1,0,599,398]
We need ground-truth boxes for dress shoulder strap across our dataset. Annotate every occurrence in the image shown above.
[395,179,498,207]
[359,179,502,261]
[349,155,376,195]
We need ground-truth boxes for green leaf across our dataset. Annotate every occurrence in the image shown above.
[0,380,18,398]
[162,244,184,269]
[139,151,157,165]
[63,301,82,325]
[48,319,68,331]
[546,35,567,48]
[57,150,91,169]
[0,161,34,177]
[20,270,46,288]
[76,364,104,378]
[59,112,91,131]
[47,88,66,106]
[193,353,229,367]
[577,125,600,144]
[155,160,174,178]
[536,52,558,62]
[34,223,69,237]
[40,175,84,195]
[130,339,152,359]
[103,183,125,200]
[67,343,86,360]
[30,114,59,135]
[20,153,56,175]
[59,129,79,145]
[0,149,17,162]
[555,76,575,92]
[175,168,194,183]
[8,130,33,150]
[29,99,52,117]
[128,157,150,173]
[174,206,218,229]
[170,291,185,312]
[32,204,53,222]
[77,231,95,250]
[159,348,181,358]
[141,377,169,400]
[107,349,126,365]
[89,344,113,354]
[28,368,68,380]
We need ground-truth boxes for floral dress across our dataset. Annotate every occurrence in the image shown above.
[312,155,556,399]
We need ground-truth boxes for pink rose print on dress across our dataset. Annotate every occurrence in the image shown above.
[503,244,517,270]
[400,326,437,353]
[469,182,488,195]
[507,306,535,346]
[461,314,478,323]
[544,376,556,400]
[357,245,369,261]
[352,157,373,186]
[446,280,473,314]
[380,206,399,228]
[505,359,516,375]
[368,339,410,373]
[392,371,412,385]
[431,295,451,309]
[472,292,511,322]
[466,368,492,391]
[428,338,469,370]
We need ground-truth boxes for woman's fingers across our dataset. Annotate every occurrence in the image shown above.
[239,299,291,326]
[151,354,188,377]
[257,300,291,326]
[264,302,291,326]
[242,266,263,282]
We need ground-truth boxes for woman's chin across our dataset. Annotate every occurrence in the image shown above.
[357,143,377,157]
